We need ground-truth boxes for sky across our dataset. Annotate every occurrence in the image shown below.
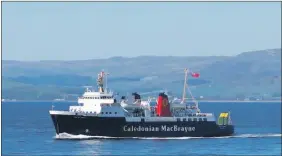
[2,2,281,61]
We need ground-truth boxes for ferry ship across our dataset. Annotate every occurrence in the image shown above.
[49,69,234,138]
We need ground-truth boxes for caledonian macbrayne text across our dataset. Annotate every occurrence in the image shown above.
[123,125,196,132]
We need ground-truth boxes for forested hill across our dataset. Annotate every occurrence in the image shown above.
[2,48,281,100]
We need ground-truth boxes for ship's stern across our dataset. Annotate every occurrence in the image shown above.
[216,112,235,136]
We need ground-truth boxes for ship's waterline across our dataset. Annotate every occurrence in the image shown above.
[123,125,196,132]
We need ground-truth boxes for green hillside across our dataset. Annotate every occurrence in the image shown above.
[2,48,281,100]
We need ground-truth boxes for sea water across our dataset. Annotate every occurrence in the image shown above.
[2,101,281,155]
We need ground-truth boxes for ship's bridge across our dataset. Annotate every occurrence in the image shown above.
[81,91,113,99]
[78,89,114,105]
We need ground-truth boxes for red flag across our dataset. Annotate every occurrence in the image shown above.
[191,72,200,78]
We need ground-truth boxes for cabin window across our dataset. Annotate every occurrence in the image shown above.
[177,118,180,122]
[199,118,203,122]
[101,112,104,114]
[141,118,145,122]
[188,118,192,122]
[183,118,187,122]
[109,112,112,114]
[115,112,117,114]
[188,114,192,117]
[193,118,197,122]
[203,118,207,121]
[105,112,108,114]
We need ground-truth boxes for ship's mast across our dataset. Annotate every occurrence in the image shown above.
[97,71,104,93]
[182,68,188,102]
[105,72,107,93]
[182,68,199,110]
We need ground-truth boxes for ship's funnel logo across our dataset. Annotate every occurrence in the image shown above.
[163,98,168,107]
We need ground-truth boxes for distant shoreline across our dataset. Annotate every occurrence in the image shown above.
[1,100,281,103]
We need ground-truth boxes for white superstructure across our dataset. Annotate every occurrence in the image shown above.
[50,69,217,122]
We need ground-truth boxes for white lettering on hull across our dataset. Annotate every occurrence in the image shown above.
[123,125,195,132]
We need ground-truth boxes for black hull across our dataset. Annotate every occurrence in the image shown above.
[51,114,234,138]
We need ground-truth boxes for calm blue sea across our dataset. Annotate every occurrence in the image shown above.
[2,101,281,156]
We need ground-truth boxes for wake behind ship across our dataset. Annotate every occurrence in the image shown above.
[50,69,234,138]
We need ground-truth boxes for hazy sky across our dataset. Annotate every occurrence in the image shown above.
[2,2,281,61]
